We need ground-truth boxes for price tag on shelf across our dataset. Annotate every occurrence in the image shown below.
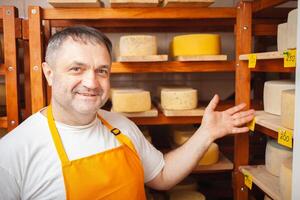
[248,54,257,68]
[243,171,253,190]
[283,49,296,68]
[247,117,256,132]
[278,128,293,148]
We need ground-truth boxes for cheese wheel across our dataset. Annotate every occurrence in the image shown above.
[171,176,198,191]
[173,126,196,146]
[169,191,206,200]
[279,157,292,200]
[287,9,297,49]
[119,35,157,56]
[263,80,295,115]
[161,88,198,110]
[112,89,151,112]
[171,34,221,56]
[198,143,219,165]
[0,84,6,106]
[110,88,142,100]
[277,23,288,52]
[265,139,292,176]
[281,89,295,129]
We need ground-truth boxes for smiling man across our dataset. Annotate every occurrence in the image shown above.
[0,26,254,200]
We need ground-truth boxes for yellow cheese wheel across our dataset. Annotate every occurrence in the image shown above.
[198,143,219,165]
[281,89,295,129]
[173,125,196,146]
[112,89,151,112]
[265,139,292,176]
[169,191,206,200]
[119,35,157,56]
[279,157,292,200]
[161,88,198,110]
[171,34,221,56]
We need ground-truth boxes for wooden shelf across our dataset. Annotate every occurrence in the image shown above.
[239,51,295,73]
[255,111,294,139]
[40,7,236,20]
[111,61,235,73]
[0,64,5,75]
[0,116,8,128]
[0,8,3,19]
[239,165,280,200]
[193,153,233,173]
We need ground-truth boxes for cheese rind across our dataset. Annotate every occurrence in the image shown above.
[171,34,221,56]
[277,23,288,52]
[161,88,198,110]
[198,143,219,165]
[265,139,292,176]
[281,89,295,129]
[263,80,295,115]
[279,157,292,200]
[112,89,151,112]
[173,126,196,146]
[287,9,297,49]
[169,191,206,200]
[119,35,157,56]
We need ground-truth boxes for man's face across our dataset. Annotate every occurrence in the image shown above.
[44,38,111,116]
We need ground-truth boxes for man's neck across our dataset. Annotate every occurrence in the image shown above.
[42,101,97,126]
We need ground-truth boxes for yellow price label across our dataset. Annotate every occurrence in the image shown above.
[278,128,293,148]
[248,54,257,68]
[244,171,253,190]
[283,49,296,68]
[247,117,256,132]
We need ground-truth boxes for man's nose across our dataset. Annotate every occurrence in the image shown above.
[82,71,100,89]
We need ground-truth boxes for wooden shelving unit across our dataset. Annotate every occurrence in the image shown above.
[193,153,234,173]
[0,6,21,132]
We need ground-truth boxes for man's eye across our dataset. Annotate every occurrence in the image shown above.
[70,67,81,72]
[97,69,108,75]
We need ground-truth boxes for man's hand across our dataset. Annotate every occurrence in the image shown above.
[199,94,255,142]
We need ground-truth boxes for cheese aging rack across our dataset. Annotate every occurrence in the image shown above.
[26,1,297,199]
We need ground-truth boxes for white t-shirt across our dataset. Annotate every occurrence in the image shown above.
[0,109,165,200]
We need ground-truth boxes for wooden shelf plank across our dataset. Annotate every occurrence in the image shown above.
[0,116,8,128]
[193,153,233,173]
[163,0,214,8]
[239,165,280,200]
[239,51,283,60]
[158,103,205,117]
[111,61,235,73]
[255,111,293,139]
[252,0,291,13]
[41,7,236,20]
[116,55,168,62]
[174,55,227,61]
[111,106,158,117]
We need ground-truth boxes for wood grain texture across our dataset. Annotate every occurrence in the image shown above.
[48,0,102,7]
[252,0,291,13]
[163,0,214,7]
[110,0,159,8]
[174,55,227,61]
[239,51,283,60]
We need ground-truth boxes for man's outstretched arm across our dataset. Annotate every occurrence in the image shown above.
[146,94,254,190]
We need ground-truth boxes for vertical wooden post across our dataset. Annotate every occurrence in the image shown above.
[233,1,252,200]
[28,6,45,113]
[3,6,20,131]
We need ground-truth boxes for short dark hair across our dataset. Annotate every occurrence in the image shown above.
[45,26,112,66]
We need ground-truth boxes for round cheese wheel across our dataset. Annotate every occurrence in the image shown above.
[169,191,206,200]
[265,139,292,176]
[198,143,219,166]
[281,89,295,129]
[119,35,157,56]
[171,34,221,56]
[263,80,295,115]
[161,88,198,110]
[280,157,292,200]
[173,126,196,146]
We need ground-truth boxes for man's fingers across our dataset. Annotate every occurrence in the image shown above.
[232,127,249,134]
[205,94,219,112]
[226,103,247,115]
[233,114,255,126]
[232,109,255,120]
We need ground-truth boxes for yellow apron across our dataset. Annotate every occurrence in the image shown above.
[47,105,146,200]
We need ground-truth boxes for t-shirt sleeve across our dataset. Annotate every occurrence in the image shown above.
[125,121,165,183]
[0,166,21,200]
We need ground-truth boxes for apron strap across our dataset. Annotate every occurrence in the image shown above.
[47,105,70,166]
[97,114,138,154]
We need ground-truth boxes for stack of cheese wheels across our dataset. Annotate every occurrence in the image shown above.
[172,126,219,165]
[265,139,292,176]
[140,126,152,143]
[263,80,295,115]
[279,157,292,200]
[287,9,297,49]
[169,191,206,200]
[171,34,221,56]
[160,87,198,110]
[119,35,157,56]
[281,89,295,129]
[277,23,288,52]
[111,88,151,112]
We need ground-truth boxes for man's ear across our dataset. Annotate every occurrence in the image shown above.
[42,62,53,86]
